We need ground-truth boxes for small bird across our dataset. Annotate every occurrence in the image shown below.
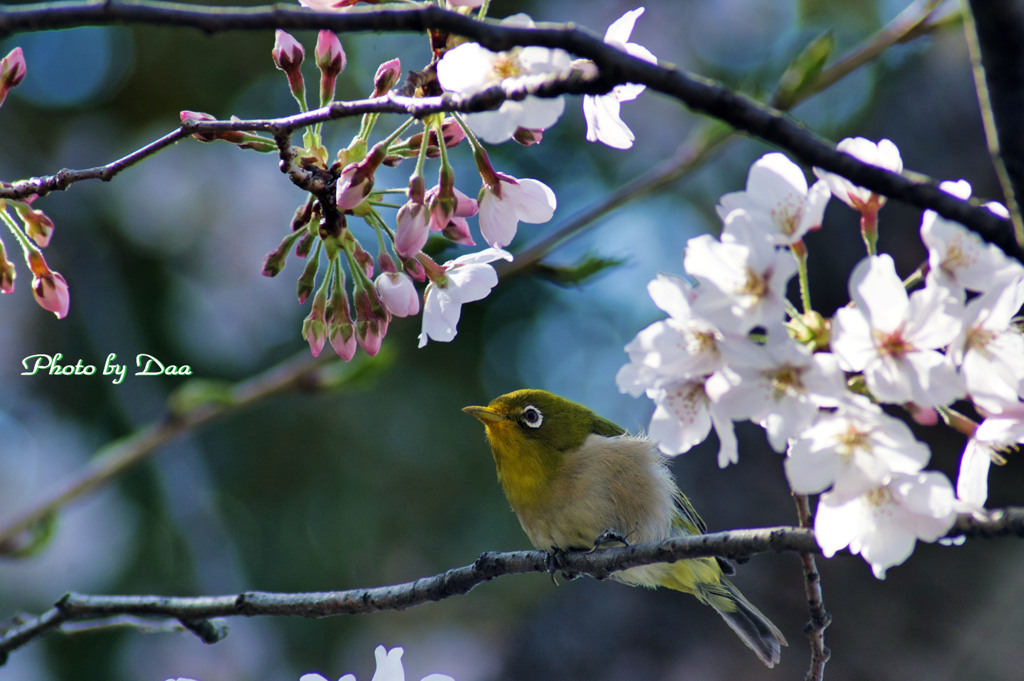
[463,389,787,668]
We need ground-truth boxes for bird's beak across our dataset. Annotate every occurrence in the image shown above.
[462,405,507,423]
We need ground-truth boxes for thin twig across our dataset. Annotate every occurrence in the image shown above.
[793,494,831,681]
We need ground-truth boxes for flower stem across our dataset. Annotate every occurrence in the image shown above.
[792,239,812,313]
[860,208,879,256]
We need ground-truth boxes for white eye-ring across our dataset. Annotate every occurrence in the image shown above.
[521,405,544,429]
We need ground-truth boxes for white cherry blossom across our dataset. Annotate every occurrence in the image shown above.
[418,248,513,347]
[717,152,830,245]
[644,375,739,466]
[957,403,1024,507]
[813,137,903,214]
[615,274,747,396]
[477,174,556,248]
[582,7,657,150]
[302,644,455,681]
[785,396,931,502]
[920,180,1023,299]
[683,209,797,333]
[815,471,957,579]
[436,14,571,144]
[949,275,1024,412]
[709,338,847,452]
[831,254,964,407]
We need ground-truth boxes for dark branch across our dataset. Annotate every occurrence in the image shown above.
[2,510,1024,665]
[964,0,1024,244]
[0,2,1020,257]
[793,495,830,681]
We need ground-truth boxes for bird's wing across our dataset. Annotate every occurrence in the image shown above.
[672,492,708,535]
[590,414,627,437]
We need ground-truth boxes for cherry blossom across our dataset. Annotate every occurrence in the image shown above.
[949,275,1024,412]
[301,645,455,681]
[582,7,657,150]
[709,338,847,452]
[813,137,903,214]
[682,209,797,333]
[830,254,964,407]
[616,274,734,392]
[643,375,739,466]
[716,152,830,245]
[784,397,931,502]
[956,403,1024,507]
[418,248,513,346]
[477,174,556,248]
[815,471,957,579]
[435,14,571,144]
[920,180,1023,299]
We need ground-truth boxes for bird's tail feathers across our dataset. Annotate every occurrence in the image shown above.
[698,579,788,668]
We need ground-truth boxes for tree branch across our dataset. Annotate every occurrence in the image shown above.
[502,0,956,279]
[793,494,830,681]
[963,0,1024,246]
[2,510,1022,666]
[0,1,1019,257]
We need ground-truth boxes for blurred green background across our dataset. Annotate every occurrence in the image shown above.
[2,0,1023,679]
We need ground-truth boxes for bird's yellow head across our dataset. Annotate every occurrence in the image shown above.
[463,390,624,505]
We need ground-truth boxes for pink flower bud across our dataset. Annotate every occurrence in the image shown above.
[371,58,401,97]
[395,201,430,259]
[273,30,305,71]
[0,47,26,107]
[375,271,420,317]
[329,314,357,361]
[512,127,544,146]
[335,143,387,211]
[378,252,398,274]
[315,31,346,77]
[180,111,247,144]
[273,30,306,102]
[352,241,375,278]
[14,203,55,248]
[443,217,476,246]
[403,257,426,282]
[353,285,389,356]
[0,247,15,294]
[27,252,69,319]
[302,288,329,357]
[316,31,346,105]
[440,118,467,148]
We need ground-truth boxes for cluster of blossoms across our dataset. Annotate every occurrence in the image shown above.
[2,1,657,352]
[179,1,655,360]
[168,644,455,681]
[0,47,70,319]
[618,139,1024,578]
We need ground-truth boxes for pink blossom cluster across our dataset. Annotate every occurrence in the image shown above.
[0,47,70,319]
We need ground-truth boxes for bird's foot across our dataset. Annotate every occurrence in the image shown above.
[545,547,582,585]
[590,528,631,551]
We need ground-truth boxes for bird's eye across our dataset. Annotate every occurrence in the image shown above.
[520,405,544,429]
